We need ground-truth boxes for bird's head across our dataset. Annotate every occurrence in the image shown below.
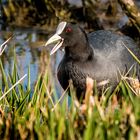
[45,22,87,55]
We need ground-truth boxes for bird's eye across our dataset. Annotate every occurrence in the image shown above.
[65,27,72,33]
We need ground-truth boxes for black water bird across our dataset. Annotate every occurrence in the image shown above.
[46,22,140,99]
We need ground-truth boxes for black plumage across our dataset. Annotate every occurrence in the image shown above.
[46,22,140,100]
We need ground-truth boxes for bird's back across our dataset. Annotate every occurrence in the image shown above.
[88,30,140,81]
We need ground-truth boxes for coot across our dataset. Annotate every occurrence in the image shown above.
[46,22,140,99]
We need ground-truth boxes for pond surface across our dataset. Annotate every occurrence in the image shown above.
[0,27,64,97]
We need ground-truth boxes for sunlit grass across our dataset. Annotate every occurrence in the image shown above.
[0,40,140,139]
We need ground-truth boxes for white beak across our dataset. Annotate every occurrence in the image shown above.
[45,22,67,55]
[45,34,64,55]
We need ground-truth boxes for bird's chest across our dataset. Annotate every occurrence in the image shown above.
[57,60,91,92]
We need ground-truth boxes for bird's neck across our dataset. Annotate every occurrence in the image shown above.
[65,42,94,62]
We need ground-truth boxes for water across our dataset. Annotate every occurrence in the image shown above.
[0,29,64,96]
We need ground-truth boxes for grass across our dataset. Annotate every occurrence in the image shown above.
[0,39,140,140]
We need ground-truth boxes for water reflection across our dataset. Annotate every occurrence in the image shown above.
[0,29,63,96]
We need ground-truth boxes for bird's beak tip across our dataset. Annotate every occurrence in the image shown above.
[50,51,53,56]
[45,34,61,46]
[45,41,49,47]
[45,34,64,55]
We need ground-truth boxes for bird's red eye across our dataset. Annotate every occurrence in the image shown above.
[65,27,72,33]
